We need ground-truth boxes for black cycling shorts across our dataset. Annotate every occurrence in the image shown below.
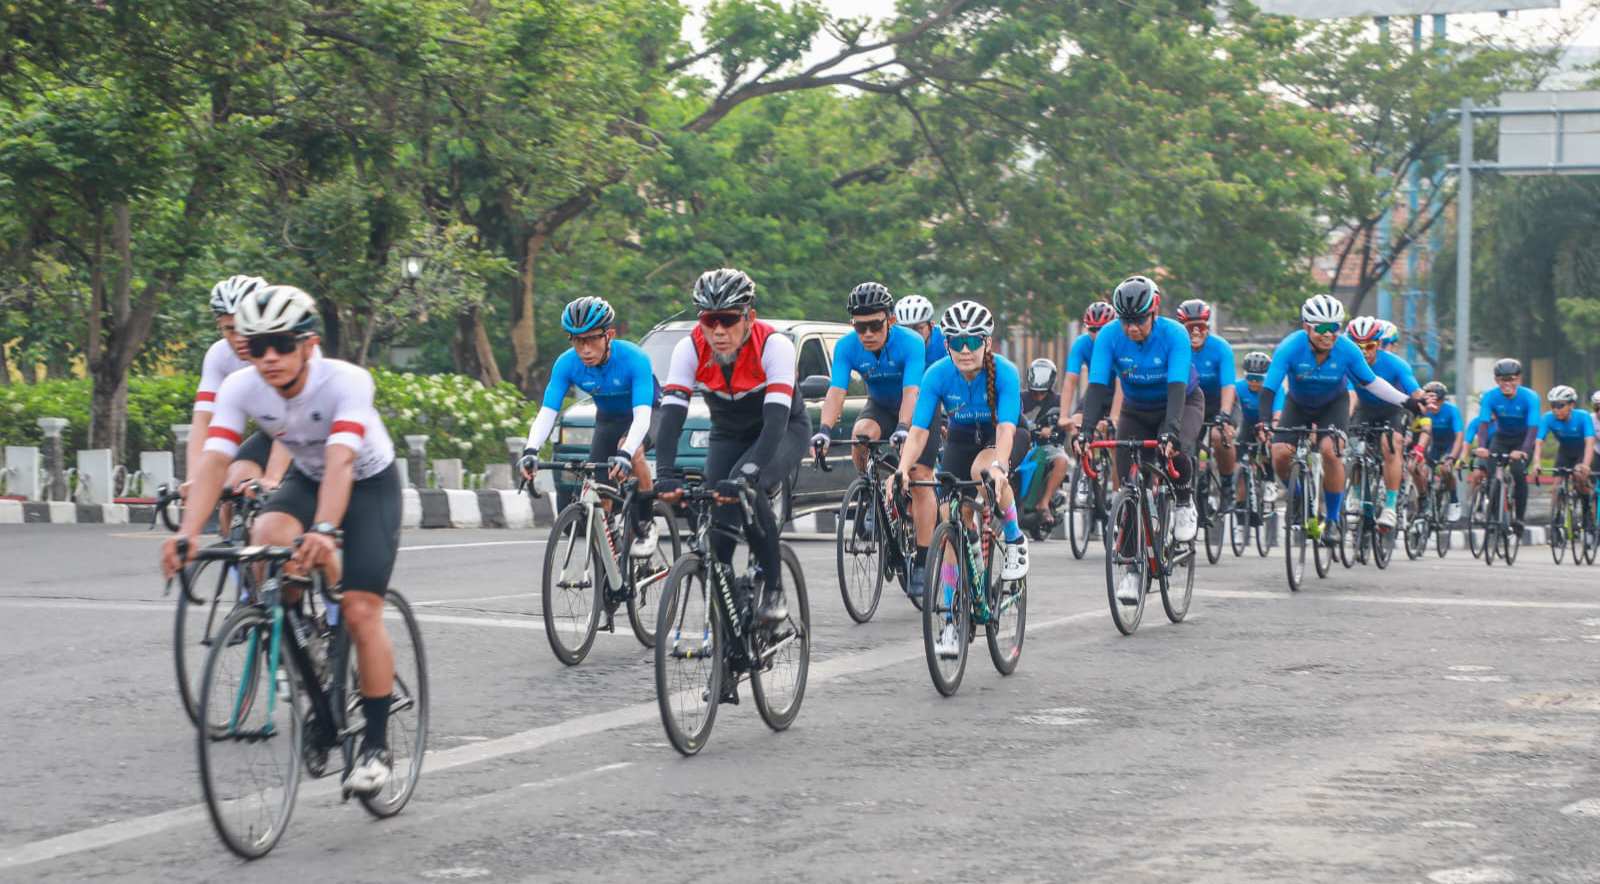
[1351,401,1408,435]
[1114,387,1204,478]
[1554,440,1587,471]
[262,462,402,596]
[591,411,656,462]
[236,431,272,471]
[704,407,811,493]
[941,423,1025,479]
[1473,433,1531,475]
[1273,395,1349,445]
[857,400,940,470]
[1201,389,1238,427]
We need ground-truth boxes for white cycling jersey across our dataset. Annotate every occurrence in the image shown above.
[193,337,322,415]
[203,358,395,481]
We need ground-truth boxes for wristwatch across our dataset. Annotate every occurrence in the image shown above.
[311,521,338,536]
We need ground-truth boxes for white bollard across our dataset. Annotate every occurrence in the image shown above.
[140,451,175,496]
[432,458,465,490]
[4,446,42,500]
[75,449,115,504]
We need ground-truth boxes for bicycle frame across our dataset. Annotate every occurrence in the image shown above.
[1083,439,1181,573]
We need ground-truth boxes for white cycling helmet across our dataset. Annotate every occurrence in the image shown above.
[236,284,319,336]
[209,275,267,316]
[895,294,935,326]
[1548,385,1578,405]
[1301,294,1346,325]
[938,300,995,338]
[1592,390,1600,408]
[1345,315,1382,343]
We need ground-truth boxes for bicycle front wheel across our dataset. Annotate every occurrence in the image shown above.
[196,605,301,860]
[1550,494,1568,565]
[1284,470,1307,592]
[541,504,603,665]
[922,522,970,696]
[835,477,884,624]
[354,590,428,819]
[626,501,681,648]
[654,554,720,756]
[1158,493,1195,623]
[1254,474,1272,558]
[176,557,246,726]
[752,543,810,731]
[1229,471,1250,558]
[1199,471,1223,565]
[1105,489,1148,633]
[1067,465,1093,560]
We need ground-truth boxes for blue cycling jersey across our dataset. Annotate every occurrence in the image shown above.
[1477,386,1541,439]
[1234,378,1285,421]
[828,325,925,408]
[540,339,658,416]
[1353,350,1420,407]
[912,354,1022,430]
[924,326,946,368]
[1261,330,1377,408]
[1065,332,1096,375]
[1190,334,1236,400]
[1087,316,1197,408]
[1538,408,1595,443]
[1426,401,1462,449]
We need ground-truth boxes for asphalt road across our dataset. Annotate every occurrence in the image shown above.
[2,520,1600,883]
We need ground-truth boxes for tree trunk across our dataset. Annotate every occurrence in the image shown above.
[456,305,503,387]
[89,365,129,465]
[0,341,10,385]
[508,230,545,396]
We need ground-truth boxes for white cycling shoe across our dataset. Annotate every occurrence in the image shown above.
[630,522,659,557]
[1376,506,1397,530]
[1116,569,1143,605]
[1172,502,1199,542]
[1000,538,1029,580]
[1446,502,1462,523]
[935,622,961,659]
[343,748,392,798]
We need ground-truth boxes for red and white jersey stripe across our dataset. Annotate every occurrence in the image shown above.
[203,358,394,481]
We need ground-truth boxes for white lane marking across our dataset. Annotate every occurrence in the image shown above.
[1561,798,1600,816]
[0,599,167,613]
[399,540,544,552]
[1199,589,1600,611]
[0,607,1104,869]
[413,592,538,608]
[1426,867,1516,884]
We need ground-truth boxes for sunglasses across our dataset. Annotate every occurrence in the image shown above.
[852,318,887,334]
[1309,322,1341,335]
[698,311,745,329]
[569,331,607,346]
[1185,323,1209,333]
[946,334,987,353]
[246,333,306,358]
[1246,374,1266,383]
[1358,340,1380,350]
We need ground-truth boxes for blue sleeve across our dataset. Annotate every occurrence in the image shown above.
[1585,411,1597,438]
[829,335,854,390]
[541,350,577,410]
[1088,326,1116,386]
[899,329,925,387]
[1262,337,1292,396]
[1398,362,1420,394]
[912,361,944,429]
[1165,322,1192,385]
[1524,389,1542,427]
[626,345,656,408]
[1066,335,1091,373]
[1537,412,1554,441]
[1216,339,1236,387]
[995,358,1021,425]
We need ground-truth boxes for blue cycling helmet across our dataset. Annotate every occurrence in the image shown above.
[561,296,616,335]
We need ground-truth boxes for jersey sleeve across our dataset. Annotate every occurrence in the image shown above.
[912,361,945,429]
[828,335,853,391]
[1216,339,1236,388]
[540,350,577,411]
[899,330,925,387]
[1341,337,1378,385]
[328,368,379,454]
[759,331,797,407]
[193,341,232,415]
[1088,326,1116,386]
[626,345,657,408]
[1164,323,1192,386]
[201,371,251,459]
[1066,335,1091,374]
[1261,337,1291,398]
[662,337,697,407]
[995,358,1022,425]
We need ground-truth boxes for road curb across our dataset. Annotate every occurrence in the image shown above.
[0,490,558,530]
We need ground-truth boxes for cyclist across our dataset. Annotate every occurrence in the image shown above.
[654,269,810,637]
[1256,295,1420,546]
[1531,385,1595,510]
[1016,358,1070,527]
[1593,390,1600,495]
[1416,381,1464,522]
[519,296,660,554]
[813,282,934,600]
[1379,319,1402,352]
[1177,298,1239,513]
[897,300,1028,657]
[895,294,945,370]
[1344,315,1424,530]
[1470,358,1541,531]
[1232,350,1282,511]
[1059,301,1117,430]
[160,285,401,797]
[1074,275,1202,603]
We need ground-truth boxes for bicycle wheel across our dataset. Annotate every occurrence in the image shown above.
[1254,472,1272,558]
[922,522,970,696]
[752,544,810,732]
[1158,493,1194,623]
[1284,468,1307,592]
[1502,493,1521,565]
[1105,489,1148,633]
[1465,485,1484,558]
[654,554,719,756]
[1229,471,1250,558]
[196,605,301,860]
[1373,486,1396,570]
[835,477,884,624]
[1551,492,1569,565]
[986,564,1026,676]
[1404,514,1428,561]
[1482,480,1503,566]
[625,502,680,648]
[1067,465,1093,560]
[1312,485,1334,579]
[540,504,602,665]
[176,557,246,725]
[1199,471,1223,565]
[348,590,429,819]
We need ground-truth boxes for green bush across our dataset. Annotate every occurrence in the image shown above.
[0,370,534,472]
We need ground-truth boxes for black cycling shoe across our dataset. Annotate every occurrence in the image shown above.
[755,585,788,623]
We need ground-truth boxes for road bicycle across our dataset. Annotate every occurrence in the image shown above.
[911,471,1027,695]
[1065,426,1113,560]
[1341,425,1398,570]
[1194,419,1229,565]
[1469,451,1521,566]
[654,473,809,756]
[176,539,428,859]
[1404,460,1455,560]
[1544,465,1596,566]
[1274,426,1343,592]
[1230,440,1275,559]
[532,461,679,664]
[821,438,918,623]
[1086,439,1194,635]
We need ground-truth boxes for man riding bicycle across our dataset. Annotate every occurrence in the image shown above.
[1058,301,1117,435]
[1074,275,1203,605]
[1177,298,1239,513]
[1016,358,1070,527]
[1256,295,1420,545]
[654,269,810,637]
[161,285,401,797]
[1415,381,1464,522]
[897,300,1029,658]
[1343,315,1425,530]
[895,294,945,370]
[813,282,934,601]
[1470,358,1541,531]
[1531,385,1595,510]
[519,296,660,553]
[1233,350,1281,509]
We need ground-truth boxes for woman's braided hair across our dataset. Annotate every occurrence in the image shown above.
[983,344,997,421]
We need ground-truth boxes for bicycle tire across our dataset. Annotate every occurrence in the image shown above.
[1372,481,1395,570]
[922,522,970,696]
[654,554,719,756]
[1199,471,1223,565]
[1466,485,1485,558]
[354,590,429,819]
[625,501,681,648]
[835,477,884,624]
[1285,466,1307,592]
[196,605,301,860]
[1312,484,1333,579]
[1253,471,1272,558]
[1229,470,1250,558]
[1404,516,1427,561]
[1159,493,1194,623]
[1551,491,1569,565]
[986,555,1027,677]
[176,557,242,726]
[541,504,603,665]
[1105,489,1147,633]
[752,543,810,731]
[1067,464,1093,560]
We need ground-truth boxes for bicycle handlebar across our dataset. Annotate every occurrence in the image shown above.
[1081,439,1180,482]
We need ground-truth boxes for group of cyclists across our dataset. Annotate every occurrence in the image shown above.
[155,266,1600,849]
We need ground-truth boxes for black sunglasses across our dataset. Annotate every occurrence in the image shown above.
[852,318,886,334]
[698,311,745,329]
[246,333,306,358]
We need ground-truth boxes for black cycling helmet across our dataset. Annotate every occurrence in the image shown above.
[1112,276,1160,319]
[1492,357,1522,378]
[692,268,756,312]
[1242,351,1271,375]
[1176,298,1211,324]
[1027,358,1058,393]
[847,282,894,316]
[561,296,615,335]
[1423,380,1448,398]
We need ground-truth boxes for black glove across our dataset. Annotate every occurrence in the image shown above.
[607,454,633,477]
[1158,432,1180,453]
[518,448,538,474]
[1402,396,1424,415]
[889,423,909,447]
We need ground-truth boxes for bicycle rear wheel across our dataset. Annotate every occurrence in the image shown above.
[1551,493,1569,564]
[1229,471,1250,558]
[1159,494,1194,623]
[176,557,246,725]
[1105,489,1147,633]
[752,544,810,732]
[625,502,680,647]
[1312,490,1334,579]
[835,477,884,624]
[922,522,970,696]
[1067,465,1092,560]
[197,605,301,860]
[541,505,603,665]
[1253,473,1272,558]
[1284,469,1307,592]
[986,568,1026,676]
[1199,471,1223,565]
[352,590,428,819]
[654,554,719,756]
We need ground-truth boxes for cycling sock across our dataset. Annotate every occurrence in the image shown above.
[360,694,392,752]
[1324,490,1344,521]
[1384,489,1397,509]
[1449,487,1458,503]
[632,495,652,526]
[1001,504,1023,542]
[916,544,929,568]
